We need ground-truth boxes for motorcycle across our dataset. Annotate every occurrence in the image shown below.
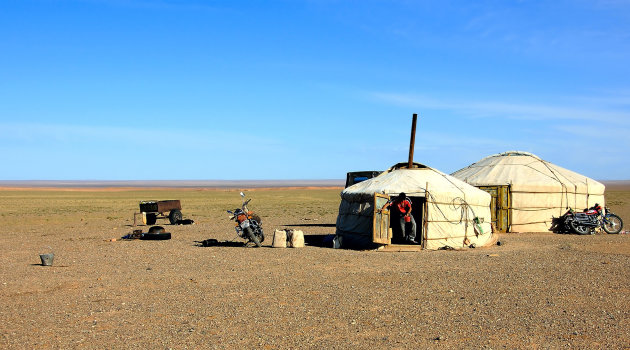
[560,203,624,235]
[227,192,264,247]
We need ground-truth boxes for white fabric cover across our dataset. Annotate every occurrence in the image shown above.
[451,151,605,232]
[336,164,493,250]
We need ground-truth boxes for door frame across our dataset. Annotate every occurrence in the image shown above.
[372,193,391,244]
[478,185,511,233]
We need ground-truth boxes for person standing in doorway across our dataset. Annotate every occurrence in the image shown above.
[380,192,418,244]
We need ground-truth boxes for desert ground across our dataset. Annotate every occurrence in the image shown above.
[0,185,629,349]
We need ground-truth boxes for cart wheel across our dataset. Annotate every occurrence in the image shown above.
[169,209,183,224]
[145,213,157,225]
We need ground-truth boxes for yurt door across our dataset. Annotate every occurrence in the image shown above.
[372,193,392,244]
[479,185,511,232]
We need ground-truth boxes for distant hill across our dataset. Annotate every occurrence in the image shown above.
[601,180,630,190]
[1,179,626,189]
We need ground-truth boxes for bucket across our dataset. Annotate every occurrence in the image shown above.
[39,253,54,266]
[404,216,411,223]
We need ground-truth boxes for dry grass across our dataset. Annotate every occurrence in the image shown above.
[0,186,629,349]
[604,188,629,224]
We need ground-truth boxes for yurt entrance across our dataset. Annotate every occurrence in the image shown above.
[372,193,425,246]
[478,185,511,232]
[397,195,425,244]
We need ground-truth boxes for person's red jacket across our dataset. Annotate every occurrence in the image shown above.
[385,198,412,215]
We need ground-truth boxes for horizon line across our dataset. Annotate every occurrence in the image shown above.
[1,179,629,189]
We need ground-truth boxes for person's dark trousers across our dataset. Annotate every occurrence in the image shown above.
[398,215,417,241]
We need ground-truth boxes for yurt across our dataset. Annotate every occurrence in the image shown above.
[335,162,494,250]
[451,151,605,233]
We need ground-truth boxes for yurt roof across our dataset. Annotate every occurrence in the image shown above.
[451,151,604,193]
[342,162,490,205]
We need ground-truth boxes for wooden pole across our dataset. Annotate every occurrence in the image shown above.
[423,181,429,249]
[408,113,418,169]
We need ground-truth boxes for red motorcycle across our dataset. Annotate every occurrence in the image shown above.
[561,204,623,235]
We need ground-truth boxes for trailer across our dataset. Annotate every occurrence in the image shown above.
[345,171,382,188]
[134,200,183,225]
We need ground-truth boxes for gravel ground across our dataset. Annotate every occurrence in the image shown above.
[0,189,629,349]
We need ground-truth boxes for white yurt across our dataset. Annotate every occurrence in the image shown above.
[335,162,494,250]
[451,151,605,232]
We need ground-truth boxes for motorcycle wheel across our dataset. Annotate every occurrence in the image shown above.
[603,214,623,234]
[562,217,574,234]
[570,220,590,235]
[245,227,262,247]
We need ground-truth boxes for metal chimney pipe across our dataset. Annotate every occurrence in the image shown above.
[408,113,418,168]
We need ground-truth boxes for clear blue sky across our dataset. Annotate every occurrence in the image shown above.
[1,0,629,180]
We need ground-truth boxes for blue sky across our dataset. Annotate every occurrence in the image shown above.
[1,0,629,180]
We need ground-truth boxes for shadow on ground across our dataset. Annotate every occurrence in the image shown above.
[549,217,579,234]
[282,224,336,247]
[195,235,334,248]
[194,239,246,247]
[284,223,336,228]
[303,234,334,248]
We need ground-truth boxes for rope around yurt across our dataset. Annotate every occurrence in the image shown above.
[426,193,485,237]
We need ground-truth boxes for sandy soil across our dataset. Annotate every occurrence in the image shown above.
[0,187,629,349]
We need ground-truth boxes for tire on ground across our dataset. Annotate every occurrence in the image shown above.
[148,226,165,233]
[141,232,171,240]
